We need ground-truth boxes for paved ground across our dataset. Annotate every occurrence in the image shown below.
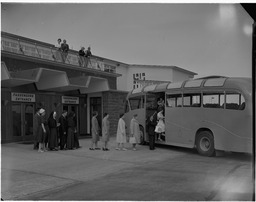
[1,137,254,201]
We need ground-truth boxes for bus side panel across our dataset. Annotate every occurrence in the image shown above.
[165,107,195,148]
[201,108,252,153]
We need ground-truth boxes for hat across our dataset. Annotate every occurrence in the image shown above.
[39,108,45,114]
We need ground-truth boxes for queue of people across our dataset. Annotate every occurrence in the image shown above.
[33,108,162,153]
[33,109,81,152]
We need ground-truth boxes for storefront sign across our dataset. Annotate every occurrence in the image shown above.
[62,96,79,104]
[11,92,35,102]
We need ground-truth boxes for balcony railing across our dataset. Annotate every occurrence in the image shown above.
[1,36,116,73]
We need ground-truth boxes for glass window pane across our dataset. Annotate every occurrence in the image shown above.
[183,94,201,107]
[166,94,182,108]
[146,94,158,110]
[129,96,141,110]
[12,104,21,136]
[203,93,224,108]
[226,92,245,110]
[25,104,34,136]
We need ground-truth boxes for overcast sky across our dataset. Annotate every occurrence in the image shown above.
[1,3,254,78]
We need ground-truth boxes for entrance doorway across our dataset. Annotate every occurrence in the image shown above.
[63,105,79,132]
[12,103,34,141]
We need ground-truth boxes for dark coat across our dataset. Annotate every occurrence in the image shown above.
[147,114,157,136]
[59,115,67,134]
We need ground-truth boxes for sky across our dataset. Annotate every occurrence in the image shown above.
[1,3,254,78]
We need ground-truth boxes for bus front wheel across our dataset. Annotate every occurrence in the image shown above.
[196,131,215,157]
[139,126,145,145]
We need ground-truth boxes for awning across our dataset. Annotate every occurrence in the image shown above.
[1,62,109,94]
[1,62,36,87]
[80,76,109,94]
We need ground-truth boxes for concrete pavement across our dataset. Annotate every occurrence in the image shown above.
[1,137,181,200]
[1,137,254,201]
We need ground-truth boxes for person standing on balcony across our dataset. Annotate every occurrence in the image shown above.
[85,46,92,68]
[55,38,62,50]
[61,39,69,63]
[54,38,62,62]
[78,47,86,67]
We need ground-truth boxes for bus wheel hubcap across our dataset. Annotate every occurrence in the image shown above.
[200,137,210,151]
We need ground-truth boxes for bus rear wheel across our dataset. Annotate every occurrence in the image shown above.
[139,126,145,145]
[196,131,215,157]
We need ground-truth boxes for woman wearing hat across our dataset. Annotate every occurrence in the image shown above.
[38,108,47,152]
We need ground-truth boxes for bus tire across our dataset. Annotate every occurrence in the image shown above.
[196,131,215,157]
[139,126,145,145]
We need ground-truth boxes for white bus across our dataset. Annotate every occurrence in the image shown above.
[124,76,252,156]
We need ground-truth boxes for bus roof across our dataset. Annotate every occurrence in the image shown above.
[128,76,252,96]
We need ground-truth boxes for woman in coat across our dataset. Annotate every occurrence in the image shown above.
[37,108,47,152]
[129,114,140,150]
[67,111,75,150]
[48,111,59,151]
[102,113,110,151]
[90,111,100,150]
[116,113,127,151]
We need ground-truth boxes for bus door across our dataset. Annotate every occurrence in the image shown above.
[165,92,185,145]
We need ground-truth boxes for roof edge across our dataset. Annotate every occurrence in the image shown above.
[129,64,197,76]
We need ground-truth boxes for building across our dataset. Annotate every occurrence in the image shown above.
[1,32,196,143]
[116,64,196,91]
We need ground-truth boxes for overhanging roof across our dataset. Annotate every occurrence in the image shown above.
[1,62,109,93]
[1,62,36,87]
[129,64,197,76]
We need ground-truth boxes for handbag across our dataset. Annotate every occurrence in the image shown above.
[129,136,136,144]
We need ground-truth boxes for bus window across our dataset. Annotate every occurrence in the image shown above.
[166,94,182,108]
[141,96,145,109]
[146,94,158,110]
[226,92,245,110]
[125,100,129,113]
[129,96,143,110]
[203,93,224,108]
[183,93,201,107]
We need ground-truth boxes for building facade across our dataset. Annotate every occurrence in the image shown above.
[1,32,196,143]
[116,64,196,91]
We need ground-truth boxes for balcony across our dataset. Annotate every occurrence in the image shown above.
[1,33,117,74]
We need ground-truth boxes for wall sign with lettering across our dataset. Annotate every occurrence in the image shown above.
[11,92,36,102]
[62,96,79,104]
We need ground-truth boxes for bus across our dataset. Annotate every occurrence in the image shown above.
[124,76,252,156]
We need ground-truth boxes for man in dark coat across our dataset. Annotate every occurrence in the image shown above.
[59,110,68,150]
[60,39,69,63]
[78,47,86,67]
[147,112,157,150]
